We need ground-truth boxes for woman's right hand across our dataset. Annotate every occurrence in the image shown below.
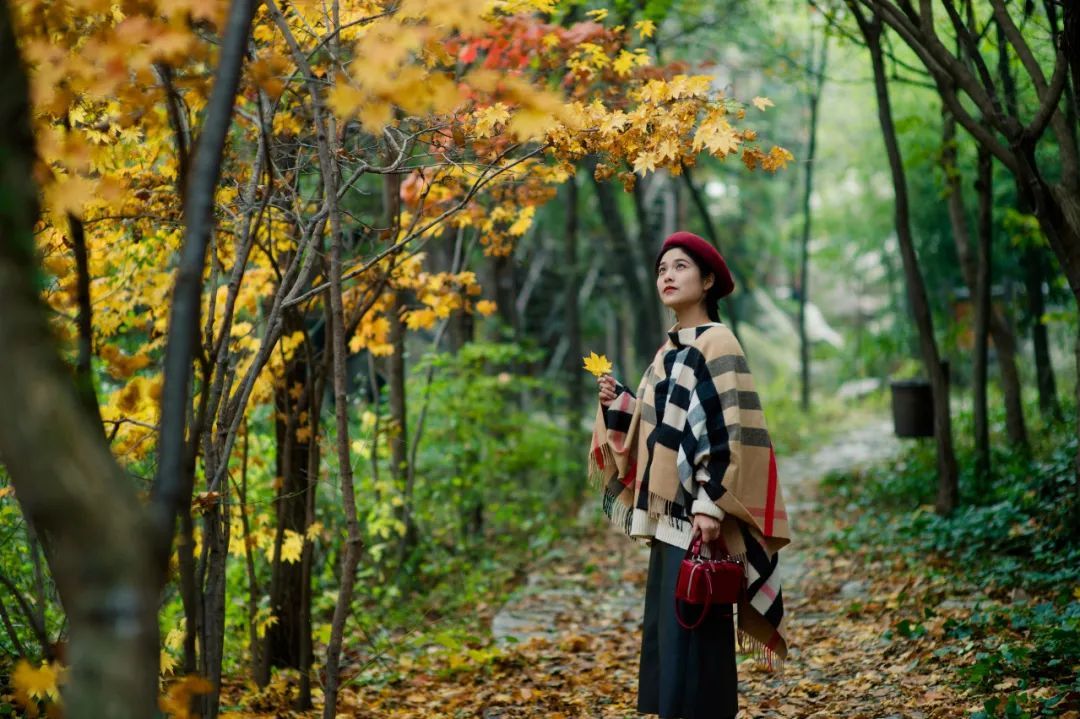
[597,374,619,407]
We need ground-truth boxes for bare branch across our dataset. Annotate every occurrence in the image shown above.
[991,0,1050,94]
[283,144,545,309]
[151,0,259,567]
[1026,48,1070,141]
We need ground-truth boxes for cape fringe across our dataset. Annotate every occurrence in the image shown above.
[646,491,676,519]
[601,486,634,537]
[736,627,785,674]
[588,441,619,488]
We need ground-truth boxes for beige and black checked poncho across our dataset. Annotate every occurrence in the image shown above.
[588,320,791,670]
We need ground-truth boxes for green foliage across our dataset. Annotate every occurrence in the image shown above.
[820,400,1080,711]
[0,469,61,664]
[323,340,581,687]
[406,340,577,551]
[758,375,889,457]
[957,600,1080,692]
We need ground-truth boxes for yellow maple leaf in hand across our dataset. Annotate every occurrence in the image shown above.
[582,352,613,377]
[752,96,775,111]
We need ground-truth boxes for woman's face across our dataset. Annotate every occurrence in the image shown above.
[656,247,713,311]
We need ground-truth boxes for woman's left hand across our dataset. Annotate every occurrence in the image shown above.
[691,513,722,543]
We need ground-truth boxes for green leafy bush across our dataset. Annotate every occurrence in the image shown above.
[819,400,1080,707]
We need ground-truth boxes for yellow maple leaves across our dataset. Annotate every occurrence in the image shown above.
[15,2,793,581]
[582,352,613,377]
[634,19,657,40]
[160,675,214,719]
[405,307,438,330]
[11,660,64,711]
[12,660,62,701]
[260,528,305,564]
[613,48,651,77]
[473,103,512,138]
[693,113,741,157]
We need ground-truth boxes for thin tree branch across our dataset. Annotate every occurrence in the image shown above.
[0,574,50,657]
[65,211,104,430]
[151,0,259,568]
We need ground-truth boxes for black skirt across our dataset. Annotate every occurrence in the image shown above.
[637,538,739,719]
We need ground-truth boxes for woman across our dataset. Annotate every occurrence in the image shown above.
[588,231,791,719]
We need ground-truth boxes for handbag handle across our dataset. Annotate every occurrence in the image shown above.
[685,533,733,561]
[674,564,713,630]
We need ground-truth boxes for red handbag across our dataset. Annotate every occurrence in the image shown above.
[674,534,746,629]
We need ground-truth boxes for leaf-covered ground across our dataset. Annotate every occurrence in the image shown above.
[220,422,1076,718]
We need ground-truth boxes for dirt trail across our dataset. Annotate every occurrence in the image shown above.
[491,420,901,650]
[359,421,982,718]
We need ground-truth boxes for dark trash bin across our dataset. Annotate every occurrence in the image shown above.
[890,379,934,438]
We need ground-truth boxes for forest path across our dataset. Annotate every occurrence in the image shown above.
[358,419,981,718]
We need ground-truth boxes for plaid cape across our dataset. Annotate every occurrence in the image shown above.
[588,321,791,671]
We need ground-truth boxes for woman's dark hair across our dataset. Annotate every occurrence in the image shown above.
[654,245,722,322]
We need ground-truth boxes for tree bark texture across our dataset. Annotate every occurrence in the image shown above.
[1023,248,1062,420]
[321,204,363,719]
[68,212,104,430]
[390,298,419,565]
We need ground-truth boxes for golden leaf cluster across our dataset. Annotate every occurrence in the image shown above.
[16,0,790,486]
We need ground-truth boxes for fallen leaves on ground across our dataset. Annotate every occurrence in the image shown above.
[216,457,1072,718]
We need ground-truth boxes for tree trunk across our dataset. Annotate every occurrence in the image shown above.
[797,25,828,412]
[260,321,317,685]
[973,147,992,485]
[198,500,229,719]
[942,112,1029,449]
[564,172,583,429]
[295,350,323,709]
[589,162,660,372]
[322,212,364,719]
[1023,247,1062,420]
[492,253,518,337]
[68,212,104,430]
[858,8,959,513]
[1064,1,1080,123]
[994,18,1060,425]
[0,4,160,714]
[390,298,419,565]
[633,177,671,340]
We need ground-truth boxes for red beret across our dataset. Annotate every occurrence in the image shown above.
[656,231,735,299]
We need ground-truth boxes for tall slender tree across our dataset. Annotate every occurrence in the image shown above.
[849,0,959,512]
